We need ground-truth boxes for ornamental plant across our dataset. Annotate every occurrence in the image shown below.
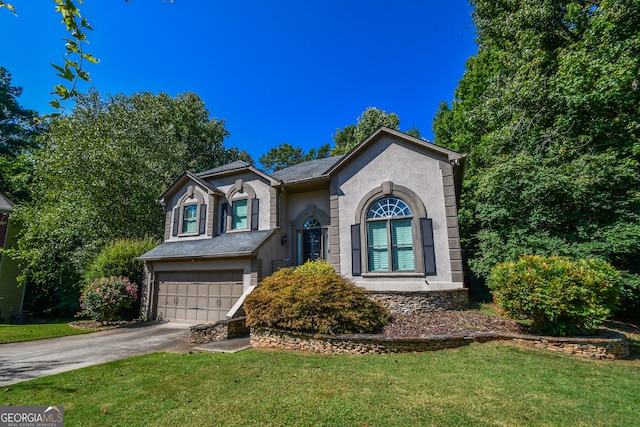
[245,260,390,335]
[488,255,620,336]
[80,276,138,323]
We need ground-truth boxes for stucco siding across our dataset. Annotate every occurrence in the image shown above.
[333,135,460,291]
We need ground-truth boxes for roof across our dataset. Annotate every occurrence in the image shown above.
[270,155,344,184]
[325,127,465,176]
[137,230,275,261]
[0,193,14,212]
[197,160,251,177]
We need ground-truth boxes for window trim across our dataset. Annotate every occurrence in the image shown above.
[224,179,258,233]
[174,185,207,237]
[353,182,431,276]
[366,198,415,273]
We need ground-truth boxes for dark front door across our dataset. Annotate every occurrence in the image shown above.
[303,229,322,262]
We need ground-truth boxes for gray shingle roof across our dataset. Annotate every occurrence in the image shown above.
[197,160,251,177]
[138,230,274,260]
[0,193,14,212]
[270,156,344,183]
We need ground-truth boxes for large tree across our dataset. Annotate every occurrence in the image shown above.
[0,66,41,201]
[331,107,421,155]
[258,143,331,173]
[8,90,250,313]
[433,0,640,312]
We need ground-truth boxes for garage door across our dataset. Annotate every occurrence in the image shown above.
[156,271,244,322]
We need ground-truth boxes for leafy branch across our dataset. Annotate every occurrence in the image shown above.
[1,0,99,113]
[50,0,99,112]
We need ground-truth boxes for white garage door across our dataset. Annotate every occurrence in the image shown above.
[156,271,244,322]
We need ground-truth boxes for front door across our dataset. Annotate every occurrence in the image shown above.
[303,228,322,262]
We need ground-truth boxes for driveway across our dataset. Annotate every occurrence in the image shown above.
[0,322,194,386]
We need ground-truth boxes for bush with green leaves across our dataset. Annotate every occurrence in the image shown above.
[83,237,158,319]
[84,237,158,286]
[488,255,620,336]
[245,260,389,335]
[79,276,138,322]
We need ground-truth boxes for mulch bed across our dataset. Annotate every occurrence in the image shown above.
[381,310,527,337]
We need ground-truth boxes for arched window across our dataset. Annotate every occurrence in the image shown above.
[367,197,414,272]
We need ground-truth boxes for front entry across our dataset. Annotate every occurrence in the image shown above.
[303,228,322,262]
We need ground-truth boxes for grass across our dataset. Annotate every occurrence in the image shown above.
[2,343,639,427]
[0,320,97,343]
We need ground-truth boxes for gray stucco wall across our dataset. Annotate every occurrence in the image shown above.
[332,135,462,291]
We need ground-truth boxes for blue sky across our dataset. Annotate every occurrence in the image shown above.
[1,1,477,162]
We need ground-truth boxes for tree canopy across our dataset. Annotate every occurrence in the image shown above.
[332,107,402,155]
[433,0,640,311]
[8,90,249,313]
[258,143,331,173]
[0,66,41,201]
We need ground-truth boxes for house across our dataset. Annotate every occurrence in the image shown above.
[139,127,467,323]
[0,192,25,322]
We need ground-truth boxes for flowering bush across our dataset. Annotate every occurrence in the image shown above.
[80,276,138,322]
[488,255,620,336]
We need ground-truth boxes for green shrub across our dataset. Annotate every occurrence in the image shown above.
[79,276,138,322]
[84,237,158,286]
[488,255,620,336]
[245,260,389,335]
[84,237,158,318]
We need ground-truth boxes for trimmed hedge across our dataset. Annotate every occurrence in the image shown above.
[488,255,620,336]
[245,260,390,335]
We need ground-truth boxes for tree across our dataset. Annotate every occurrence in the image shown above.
[1,1,99,112]
[331,107,411,155]
[258,143,331,173]
[8,90,249,314]
[0,66,41,201]
[432,0,640,311]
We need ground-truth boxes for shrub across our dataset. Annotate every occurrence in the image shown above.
[84,237,158,318]
[488,255,620,336]
[617,271,640,319]
[245,260,390,335]
[79,276,138,322]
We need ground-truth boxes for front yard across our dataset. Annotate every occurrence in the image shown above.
[0,320,97,343]
[3,342,639,426]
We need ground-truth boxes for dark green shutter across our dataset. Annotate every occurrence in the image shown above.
[172,207,179,236]
[351,224,361,276]
[251,199,259,230]
[421,218,437,275]
[220,202,228,234]
[199,204,207,234]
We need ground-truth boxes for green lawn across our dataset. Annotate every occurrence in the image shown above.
[3,343,639,427]
[0,321,96,343]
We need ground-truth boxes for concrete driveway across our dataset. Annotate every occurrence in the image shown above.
[0,322,195,386]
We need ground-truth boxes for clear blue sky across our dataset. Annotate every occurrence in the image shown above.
[1,1,477,162]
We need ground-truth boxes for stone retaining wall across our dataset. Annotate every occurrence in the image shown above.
[189,317,250,344]
[250,328,629,360]
[367,289,469,314]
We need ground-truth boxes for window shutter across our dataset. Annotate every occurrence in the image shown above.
[251,199,259,231]
[172,207,179,236]
[220,202,228,234]
[199,204,207,235]
[351,224,361,276]
[421,218,437,275]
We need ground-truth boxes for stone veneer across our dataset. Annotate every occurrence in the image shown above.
[189,317,250,344]
[367,289,469,314]
[250,328,629,360]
